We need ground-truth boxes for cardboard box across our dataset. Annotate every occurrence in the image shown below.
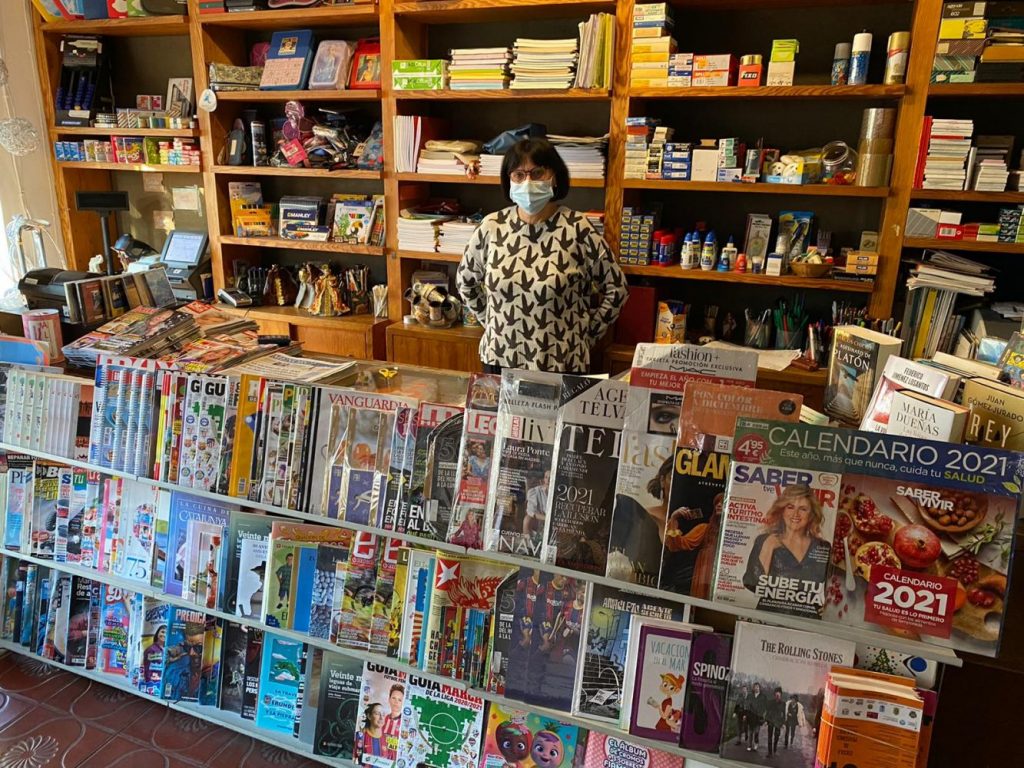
[693,54,736,71]
[766,60,795,86]
[692,70,734,87]
[846,251,880,265]
[691,148,719,181]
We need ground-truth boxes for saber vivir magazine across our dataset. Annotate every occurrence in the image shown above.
[719,418,1023,656]
[481,370,562,559]
[605,344,758,587]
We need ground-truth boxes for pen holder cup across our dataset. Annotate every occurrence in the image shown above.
[775,328,806,350]
[745,323,772,349]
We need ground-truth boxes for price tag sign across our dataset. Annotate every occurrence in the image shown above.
[865,566,957,638]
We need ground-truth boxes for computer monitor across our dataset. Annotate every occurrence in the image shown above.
[160,230,209,267]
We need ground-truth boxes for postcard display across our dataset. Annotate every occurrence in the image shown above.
[2,347,1024,768]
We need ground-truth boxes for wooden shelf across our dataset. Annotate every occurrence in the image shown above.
[214,89,381,102]
[929,83,1024,98]
[622,179,889,197]
[391,322,483,340]
[629,84,905,99]
[394,88,610,101]
[398,249,462,263]
[39,15,188,36]
[50,126,199,138]
[224,305,386,332]
[668,0,908,8]
[219,236,384,255]
[909,189,1024,203]
[396,172,605,188]
[902,237,1024,254]
[56,161,200,173]
[393,0,615,23]
[199,4,379,29]
[621,264,875,292]
[211,165,382,179]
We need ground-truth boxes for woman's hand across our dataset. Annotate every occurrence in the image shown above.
[759,534,782,574]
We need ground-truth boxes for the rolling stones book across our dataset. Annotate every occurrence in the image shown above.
[445,374,501,549]
[423,413,465,543]
[605,343,758,587]
[573,584,685,725]
[543,376,628,575]
[659,382,802,598]
[720,621,854,767]
[481,371,561,559]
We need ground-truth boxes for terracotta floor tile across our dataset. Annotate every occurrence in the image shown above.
[212,733,321,768]
[0,654,77,701]
[120,705,237,763]
[0,691,40,732]
[76,735,206,768]
[0,707,115,767]
[41,675,160,733]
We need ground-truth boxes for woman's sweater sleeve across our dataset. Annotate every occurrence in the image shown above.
[586,229,628,342]
[456,224,488,320]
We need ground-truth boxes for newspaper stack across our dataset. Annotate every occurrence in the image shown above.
[62,307,201,368]
[549,134,608,179]
[224,352,358,384]
[439,220,480,256]
[448,47,512,90]
[510,37,578,89]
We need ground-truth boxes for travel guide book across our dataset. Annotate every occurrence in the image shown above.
[606,343,758,587]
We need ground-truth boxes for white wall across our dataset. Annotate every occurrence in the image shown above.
[0,0,65,271]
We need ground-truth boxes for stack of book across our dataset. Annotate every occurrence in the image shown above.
[916,116,974,190]
[510,37,578,89]
[394,115,447,174]
[549,134,608,179]
[64,268,177,325]
[62,307,202,368]
[397,211,447,252]
[901,249,996,358]
[624,116,661,179]
[573,12,615,90]
[478,154,503,176]
[978,4,1024,82]
[438,220,479,256]
[416,140,482,176]
[970,134,1014,191]
[448,47,511,90]
[630,2,677,88]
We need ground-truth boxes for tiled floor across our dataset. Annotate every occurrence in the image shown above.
[0,651,319,767]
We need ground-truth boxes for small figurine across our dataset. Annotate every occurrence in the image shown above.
[310,263,349,316]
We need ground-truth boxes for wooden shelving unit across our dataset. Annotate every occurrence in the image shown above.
[393,0,616,22]
[394,88,611,100]
[213,89,382,102]
[398,249,463,263]
[928,83,1024,97]
[49,126,200,137]
[620,264,875,292]
[210,165,381,179]
[902,237,1024,254]
[56,161,201,173]
[218,236,385,256]
[621,179,889,196]
[197,3,380,29]
[396,171,606,187]
[39,14,189,35]
[629,84,906,99]
[909,189,1024,203]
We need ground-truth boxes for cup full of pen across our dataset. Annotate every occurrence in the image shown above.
[773,297,809,350]
[744,309,772,349]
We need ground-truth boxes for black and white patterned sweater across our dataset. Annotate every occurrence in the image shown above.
[456,205,628,372]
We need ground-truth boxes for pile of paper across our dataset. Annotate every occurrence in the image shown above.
[970,135,1013,192]
[549,133,608,179]
[417,139,482,176]
[907,249,995,296]
[922,118,974,190]
[439,220,480,255]
[479,154,503,176]
[398,210,451,252]
[511,37,578,89]
[574,12,615,89]
[449,47,511,90]
[394,115,424,174]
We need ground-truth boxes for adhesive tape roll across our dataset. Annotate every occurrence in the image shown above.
[858,137,894,154]
[855,153,892,187]
[860,107,896,140]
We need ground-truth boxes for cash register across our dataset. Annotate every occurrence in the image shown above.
[157,230,211,301]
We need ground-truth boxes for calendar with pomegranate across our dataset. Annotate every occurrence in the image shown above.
[724,418,1024,657]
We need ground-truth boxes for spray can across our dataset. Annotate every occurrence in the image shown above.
[849,31,873,85]
[831,42,851,85]
[884,31,910,84]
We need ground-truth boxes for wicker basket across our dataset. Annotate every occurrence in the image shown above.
[789,262,832,278]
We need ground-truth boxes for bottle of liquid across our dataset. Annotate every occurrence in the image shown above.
[720,236,738,271]
[700,231,717,271]
[679,233,694,269]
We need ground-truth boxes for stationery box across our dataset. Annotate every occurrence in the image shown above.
[692,70,734,87]
[693,54,736,71]
[393,75,446,90]
[261,30,315,90]
[690,148,719,180]
[845,251,880,266]
[843,263,878,276]
[938,17,988,39]
[766,60,795,86]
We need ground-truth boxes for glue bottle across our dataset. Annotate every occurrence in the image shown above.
[720,237,738,271]
[700,231,717,271]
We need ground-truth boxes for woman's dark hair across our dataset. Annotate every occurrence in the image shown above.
[500,138,570,202]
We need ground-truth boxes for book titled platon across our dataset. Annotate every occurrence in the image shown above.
[581,733,680,768]
[720,622,855,766]
[573,584,684,725]
[859,356,955,433]
[681,631,733,753]
[480,703,582,768]
[622,618,697,742]
[734,419,1022,657]
[543,376,628,575]
[313,652,364,759]
[481,371,561,558]
[396,676,485,767]
[606,343,758,587]
[885,390,969,441]
[824,326,902,425]
[961,376,1024,450]
[714,419,842,619]
[445,374,500,548]
[659,382,802,598]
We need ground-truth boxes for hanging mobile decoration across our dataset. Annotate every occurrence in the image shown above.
[0,52,41,156]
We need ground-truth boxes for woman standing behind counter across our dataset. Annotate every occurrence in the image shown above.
[456,138,628,374]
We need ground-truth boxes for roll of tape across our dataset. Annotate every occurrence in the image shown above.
[859,107,896,140]
[858,136,895,155]
[855,153,892,187]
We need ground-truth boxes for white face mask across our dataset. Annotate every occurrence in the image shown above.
[510,180,554,214]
